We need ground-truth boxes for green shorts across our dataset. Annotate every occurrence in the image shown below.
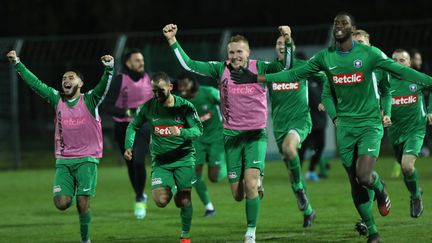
[224,129,267,183]
[151,165,196,190]
[392,133,425,160]
[194,139,225,167]
[274,124,312,154]
[336,125,383,167]
[53,162,98,197]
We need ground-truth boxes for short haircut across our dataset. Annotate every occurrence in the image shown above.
[229,34,249,45]
[353,29,369,38]
[335,11,356,26]
[151,71,171,84]
[123,48,142,64]
[393,48,410,57]
[64,68,84,82]
[176,71,200,92]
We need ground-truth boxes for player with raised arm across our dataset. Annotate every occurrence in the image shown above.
[7,50,114,243]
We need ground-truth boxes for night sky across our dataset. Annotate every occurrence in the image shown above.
[2,0,431,37]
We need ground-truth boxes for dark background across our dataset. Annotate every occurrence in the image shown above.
[2,0,431,37]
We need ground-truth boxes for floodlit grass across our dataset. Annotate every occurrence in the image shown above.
[1,157,431,242]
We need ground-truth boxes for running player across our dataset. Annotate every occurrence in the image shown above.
[7,50,114,243]
[163,23,276,243]
[230,13,432,243]
[104,48,152,219]
[124,72,203,243]
[387,48,429,218]
[267,28,320,227]
[176,71,227,217]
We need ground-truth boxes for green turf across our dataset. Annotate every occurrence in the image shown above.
[1,157,432,242]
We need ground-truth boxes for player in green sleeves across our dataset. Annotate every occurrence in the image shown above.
[231,13,432,243]
[176,71,227,217]
[163,23,281,243]
[267,26,322,227]
[124,72,203,243]
[387,48,430,218]
[7,50,114,243]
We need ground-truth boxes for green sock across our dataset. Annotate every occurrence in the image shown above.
[368,171,384,194]
[79,211,91,241]
[304,203,313,216]
[354,187,378,235]
[404,169,420,198]
[217,162,228,181]
[246,196,260,227]
[194,176,211,206]
[287,155,303,191]
[180,203,193,237]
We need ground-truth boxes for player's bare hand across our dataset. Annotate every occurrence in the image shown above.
[163,24,178,45]
[382,115,392,127]
[168,126,181,136]
[101,55,114,68]
[6,50,19,64]
[124,149,133,161]
[427,114,432,125]
[278,26,291,42]
[318,103,326,112]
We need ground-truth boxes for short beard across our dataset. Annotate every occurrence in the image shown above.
[157,92,169,104]
[62,86,79,99]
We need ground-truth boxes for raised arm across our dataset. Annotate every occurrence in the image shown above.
[85,55,115,110]
[7,50,60,107]
[163,24,223,80]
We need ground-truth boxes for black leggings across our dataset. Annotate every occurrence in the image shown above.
[299,129,325,172]
[114,121,150,201]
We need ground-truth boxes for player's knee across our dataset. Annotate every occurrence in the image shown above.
[356,174,373,187]
[283,146,297,161]
[232,192,244,202]
[174,192,191,208]
[401,163,414,175]
[53,197,71,211]
[208,168,219,183]
[154,197,170,208]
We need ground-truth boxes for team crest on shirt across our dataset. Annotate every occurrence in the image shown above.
[409,84,417,92]
[202,105,208,111]
[353,59,363,69]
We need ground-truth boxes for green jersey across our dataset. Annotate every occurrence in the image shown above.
[125,95,203,167]
[15,62,114,164]
[387,76,431,143]
[266,42,432,127]
[188,86,223,143]
[170,41,278,136]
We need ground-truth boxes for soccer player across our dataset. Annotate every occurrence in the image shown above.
[268,30,320,227]
[7,50,114,243]
[163,23,277,243]
[124,72,203,243]
[231,13,432,243]
[176,71,227,217]
[387,48,430,218]
[103,48,152,219]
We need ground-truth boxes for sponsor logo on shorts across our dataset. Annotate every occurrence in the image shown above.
[228,172,237,179]
[252,160,261,164]
[272,82,300,91]
[367,148,376,152]
[53,185,62,193]
[152,178,163,186]
[405,149,414,153]
[191,179,197,184]
[83,188,91,192]
[332,72,363,85]
[200,112,212,122]
[392,95,417,106]
[154,125,184,136]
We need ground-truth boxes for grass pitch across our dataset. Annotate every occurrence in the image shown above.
[1,157,432,242]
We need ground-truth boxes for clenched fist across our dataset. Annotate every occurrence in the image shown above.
[278,26,292,43]
[6,50,19,64]
[101,55,114,68]
[163,24,178,45]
